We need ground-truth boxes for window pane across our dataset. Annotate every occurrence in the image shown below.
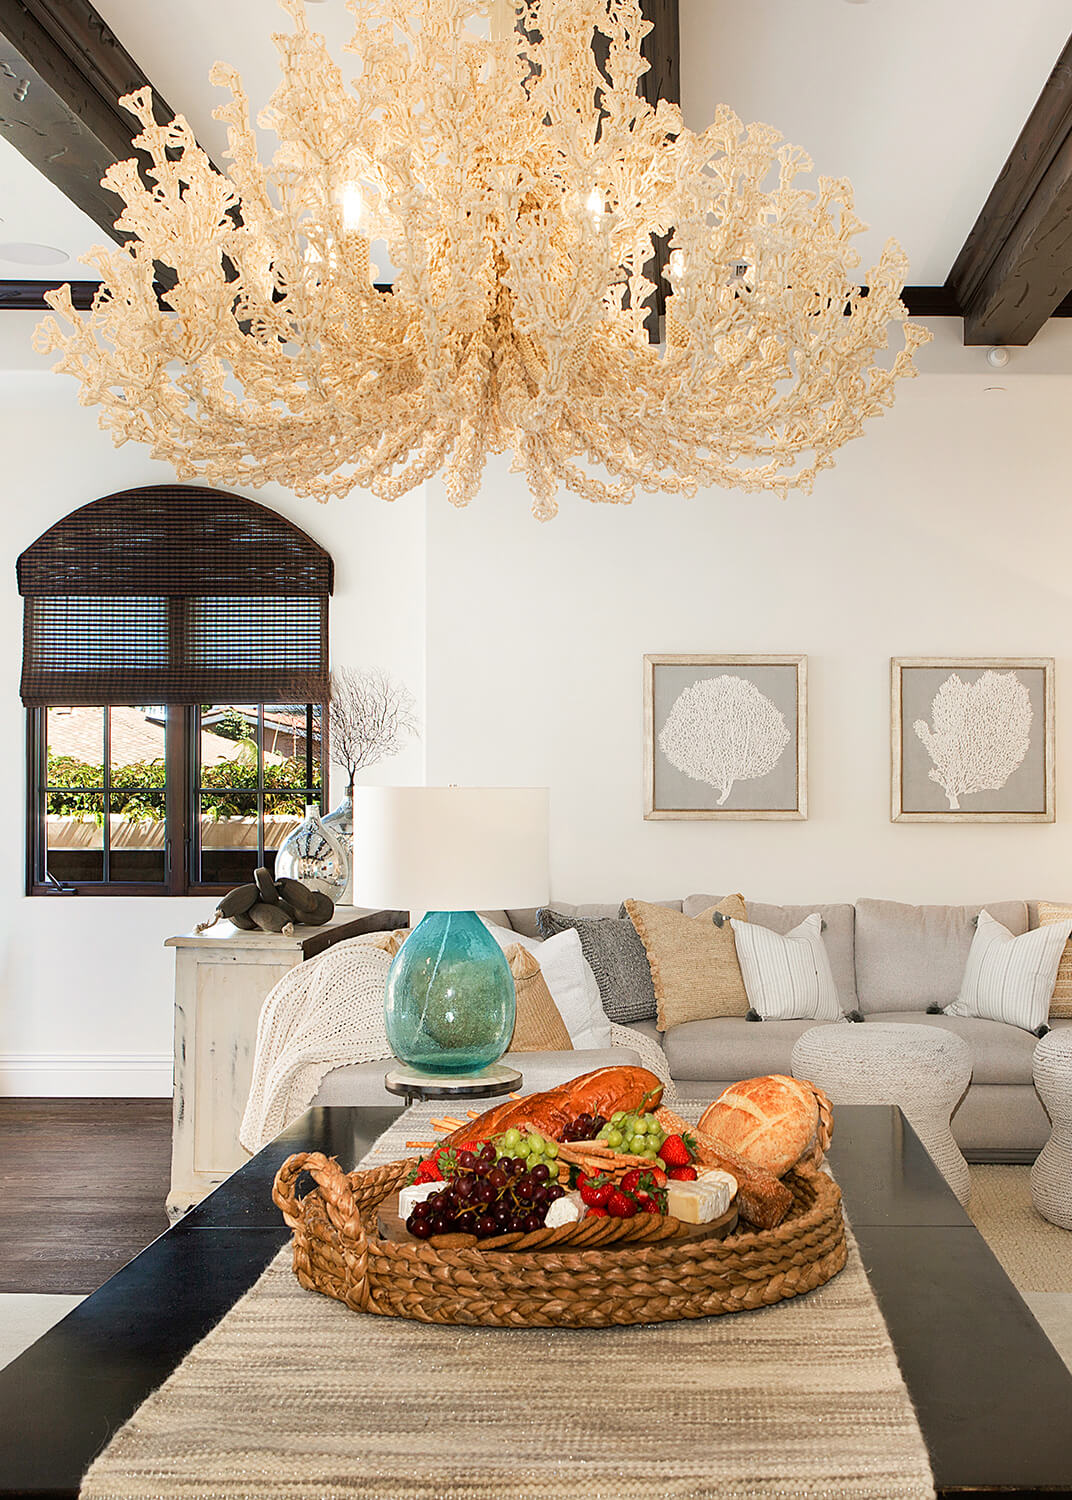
[46,707,103,784]
[200,705,259,770]
[109,706,166,784]
[199,789,258,885]
[110,790,166,882]
[264,792,308,875]
[46,791,104,883]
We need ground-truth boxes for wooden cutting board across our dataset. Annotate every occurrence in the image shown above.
[377,1192,738,1252]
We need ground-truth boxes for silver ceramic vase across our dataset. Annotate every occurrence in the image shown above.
[275,802,349,901]
[321,785,354,905]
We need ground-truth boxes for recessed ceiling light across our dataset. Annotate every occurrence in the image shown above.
[984,386,1007,395]
[0,241,68,266]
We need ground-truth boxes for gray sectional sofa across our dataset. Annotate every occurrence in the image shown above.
[493,896,1068,1162]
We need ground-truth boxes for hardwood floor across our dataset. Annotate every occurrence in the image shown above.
[0,1099,172,1293]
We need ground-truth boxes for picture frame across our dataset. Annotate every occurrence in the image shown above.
[644,654,807,820]
[891,657,1054,823]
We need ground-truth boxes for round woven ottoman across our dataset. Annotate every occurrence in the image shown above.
[1031,1030,1072,1231]
[791,1023,972,1206]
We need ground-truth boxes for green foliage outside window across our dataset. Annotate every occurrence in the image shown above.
[45,753,320,824]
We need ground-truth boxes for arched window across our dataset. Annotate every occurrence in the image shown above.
[18,484,334,895]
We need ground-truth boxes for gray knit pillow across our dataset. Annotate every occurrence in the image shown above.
[536,908,657,1025]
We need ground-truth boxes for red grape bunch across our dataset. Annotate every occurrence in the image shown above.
[559,1110,606,1144]
[406,1142,566,1241]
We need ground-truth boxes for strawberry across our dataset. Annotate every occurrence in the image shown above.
[413,1144,466,1184]
[668,1165,698,1182]
[620,1168,643,1193]
[641,1198,661,1214]
[649,1166,668,1189]
[586,1205,608,1217]
[578,1173,613,1209]
[607,1189,639,1219]
[657,1133,695,1168]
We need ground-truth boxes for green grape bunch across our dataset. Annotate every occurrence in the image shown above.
[596,1111,667,1158]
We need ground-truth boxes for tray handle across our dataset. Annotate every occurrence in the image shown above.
[815,1086,834,1153]
[273,1152,372,1310]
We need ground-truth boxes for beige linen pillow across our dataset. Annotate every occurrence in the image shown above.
[623,895,748,1030]
[505,944,574,1052]
[1037,901,1072,1018]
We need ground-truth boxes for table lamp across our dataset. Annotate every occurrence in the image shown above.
[351,786,550,1075]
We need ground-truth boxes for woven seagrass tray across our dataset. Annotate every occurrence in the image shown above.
[272,1153,847,1328]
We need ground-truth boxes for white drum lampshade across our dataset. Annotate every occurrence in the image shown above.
[351,787,550,1076]
[351,786,549,914]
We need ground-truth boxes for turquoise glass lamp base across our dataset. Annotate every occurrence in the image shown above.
[384,910,516,1075]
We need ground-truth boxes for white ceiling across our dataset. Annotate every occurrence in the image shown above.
[3,0,1070,287]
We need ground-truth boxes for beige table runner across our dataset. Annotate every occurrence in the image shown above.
[81,1103,935,1500]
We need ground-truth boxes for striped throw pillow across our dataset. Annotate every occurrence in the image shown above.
[1037,901,1072,1019]
[946,909,1072,1032]
[729,914,843,1022]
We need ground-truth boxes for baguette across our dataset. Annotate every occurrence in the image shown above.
[655,1106,793,1230]
[442,1066,664,1150]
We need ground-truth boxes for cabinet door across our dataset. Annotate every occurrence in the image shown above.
[187,956,296,1176]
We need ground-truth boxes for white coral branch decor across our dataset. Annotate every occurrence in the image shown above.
[913,671,1032,811]
[659,675,790,805]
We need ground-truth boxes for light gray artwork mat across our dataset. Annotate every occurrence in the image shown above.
[900,665,1046,815]
[653,662,799,811]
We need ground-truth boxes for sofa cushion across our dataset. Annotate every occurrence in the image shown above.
[535,908,657,1024]
[684,896,857,1011]
[618,1017,663,1046]
[625,895,748,1029]
[661,1017,821,1082]
[945,911,1072,1033]
[862,1010,1048,1086]
[731,914,844,1022]
[854,899,1029,1014]
[1037,900,1072,1018]
[505,944,573,1052]
[506,900,682,940]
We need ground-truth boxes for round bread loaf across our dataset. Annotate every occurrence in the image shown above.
[699,1075,820,1177]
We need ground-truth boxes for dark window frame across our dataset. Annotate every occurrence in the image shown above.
[26,704,329,897]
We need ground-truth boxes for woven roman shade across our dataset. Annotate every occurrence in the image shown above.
[17,485,333,706]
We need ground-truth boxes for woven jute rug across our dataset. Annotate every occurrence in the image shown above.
[968,1165,1072,1293]
[81,1104,935,1500]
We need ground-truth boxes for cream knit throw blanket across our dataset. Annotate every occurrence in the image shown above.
[239,933,396,1153]
[240,936,680,1153]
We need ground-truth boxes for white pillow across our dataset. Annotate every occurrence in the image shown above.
[945,909,1072,1032]
[482,922,612,1051]
[729,914,843,1022]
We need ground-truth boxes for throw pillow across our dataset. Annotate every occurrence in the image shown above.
[504,945,573,1052]
[481,921,612,1050]
[729,914,843,1022]
[945,909,1072,1032]
[535,908,657,1024]
[1037,901,1072,1019]
[623,895,748,1031]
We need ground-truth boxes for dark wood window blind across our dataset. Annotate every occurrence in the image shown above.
[19,485,334,896]
[17,485,333,706]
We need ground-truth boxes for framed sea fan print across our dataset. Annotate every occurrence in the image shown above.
[891,658,1054,822]
[644,655,807,820]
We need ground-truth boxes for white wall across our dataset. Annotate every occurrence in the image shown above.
[423,320,1072,906]
[0,313,426,1095]
[4,314,1072,1092]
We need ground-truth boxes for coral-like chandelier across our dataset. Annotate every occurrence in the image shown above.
[36,0,930,521]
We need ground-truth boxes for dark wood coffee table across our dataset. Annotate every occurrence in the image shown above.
[1,1104,1070,1498]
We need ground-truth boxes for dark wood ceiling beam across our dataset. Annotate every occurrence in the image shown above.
[947,34,1072,345]
[0,0,181,245]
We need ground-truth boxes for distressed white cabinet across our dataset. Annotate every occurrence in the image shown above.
[165,911,379,1215]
